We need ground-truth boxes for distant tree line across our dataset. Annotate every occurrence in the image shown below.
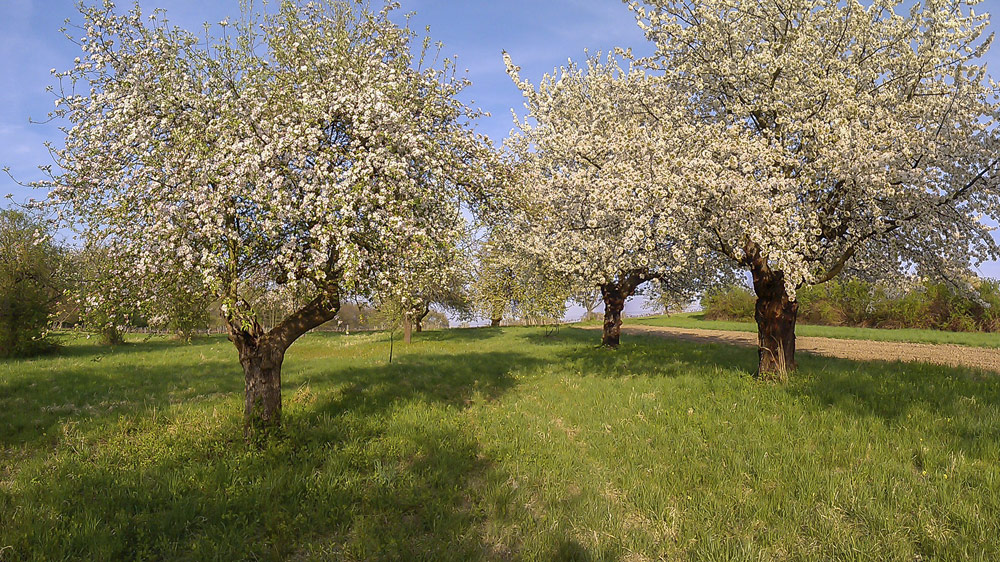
[0,208,565,359]
[701,279,1000,333]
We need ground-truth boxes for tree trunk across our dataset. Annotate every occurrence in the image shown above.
[751,266,798,381]
[415,304,429,333]
[598,271,649,348]
[226,286,340,435]
[403,317,412,344]
[600,285,626,348]
[233,336,286,433]
[490,317,501,328]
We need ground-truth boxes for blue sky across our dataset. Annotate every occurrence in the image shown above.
[0,0,652,203]
[1,0,998,317]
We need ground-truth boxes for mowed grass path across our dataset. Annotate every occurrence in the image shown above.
[633,313,1000,348]
[2,328,1000,560]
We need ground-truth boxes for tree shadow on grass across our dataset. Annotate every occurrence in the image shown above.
[286,349,538,444]
[284,346,620,561]
[785,353,1000,458]
[553,328,759,379]
[46,334,209,359]
[1,345,573,561]
[1,405,517,561]
[397,326,501,344]
[569,327,1000,460]
[790,354,1000,412]
[574,328,1000,418]
[13,326,1000,560]
[0,339,240,449]
[511,326,583,347]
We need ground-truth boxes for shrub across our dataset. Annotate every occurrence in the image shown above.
[0,210,64,357]
[701,277,1000,333]
[700,285,756,321]
[978,279,1000,332]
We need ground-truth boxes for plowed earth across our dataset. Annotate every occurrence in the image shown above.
[605,324,1000,374]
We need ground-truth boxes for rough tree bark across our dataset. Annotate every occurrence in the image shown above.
[600,286,626,347]
[599,270,647,348]
[490,316,502,327]
[226,288,340,434]
[231,329,284,432]
[750,260,798,381]
[414,303,430,333]
[403,317,413,344]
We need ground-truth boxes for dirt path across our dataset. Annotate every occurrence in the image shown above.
[602,324,1000,374]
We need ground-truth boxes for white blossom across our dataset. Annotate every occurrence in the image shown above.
[40,1,496,349]
[503,52,731,329]
[630,0,1000,296]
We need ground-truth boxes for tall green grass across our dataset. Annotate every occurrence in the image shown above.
[2,328,1000,560]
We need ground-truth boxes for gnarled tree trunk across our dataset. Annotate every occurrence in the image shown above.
[751,264,798,381]
[231,332,285,432]
[227,288,340,435]
[490,317,501,328]
[601,285,626,347]
[415,303,430,333]
[599,270,648,348]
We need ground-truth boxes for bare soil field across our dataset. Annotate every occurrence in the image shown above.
[611,324,1000,374]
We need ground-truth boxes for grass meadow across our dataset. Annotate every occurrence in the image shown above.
[2,327,1000,560]
[634,313,1000,348]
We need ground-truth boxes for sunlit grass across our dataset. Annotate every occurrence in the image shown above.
[2,327,999,560]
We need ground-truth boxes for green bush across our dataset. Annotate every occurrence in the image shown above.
[701,278,1000,333]
[0,210,64,357]
[979,279,1000,331]
[700,285,756,321]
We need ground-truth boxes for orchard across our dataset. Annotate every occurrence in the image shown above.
[13,0,996,429]
[4,0,1000,558]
